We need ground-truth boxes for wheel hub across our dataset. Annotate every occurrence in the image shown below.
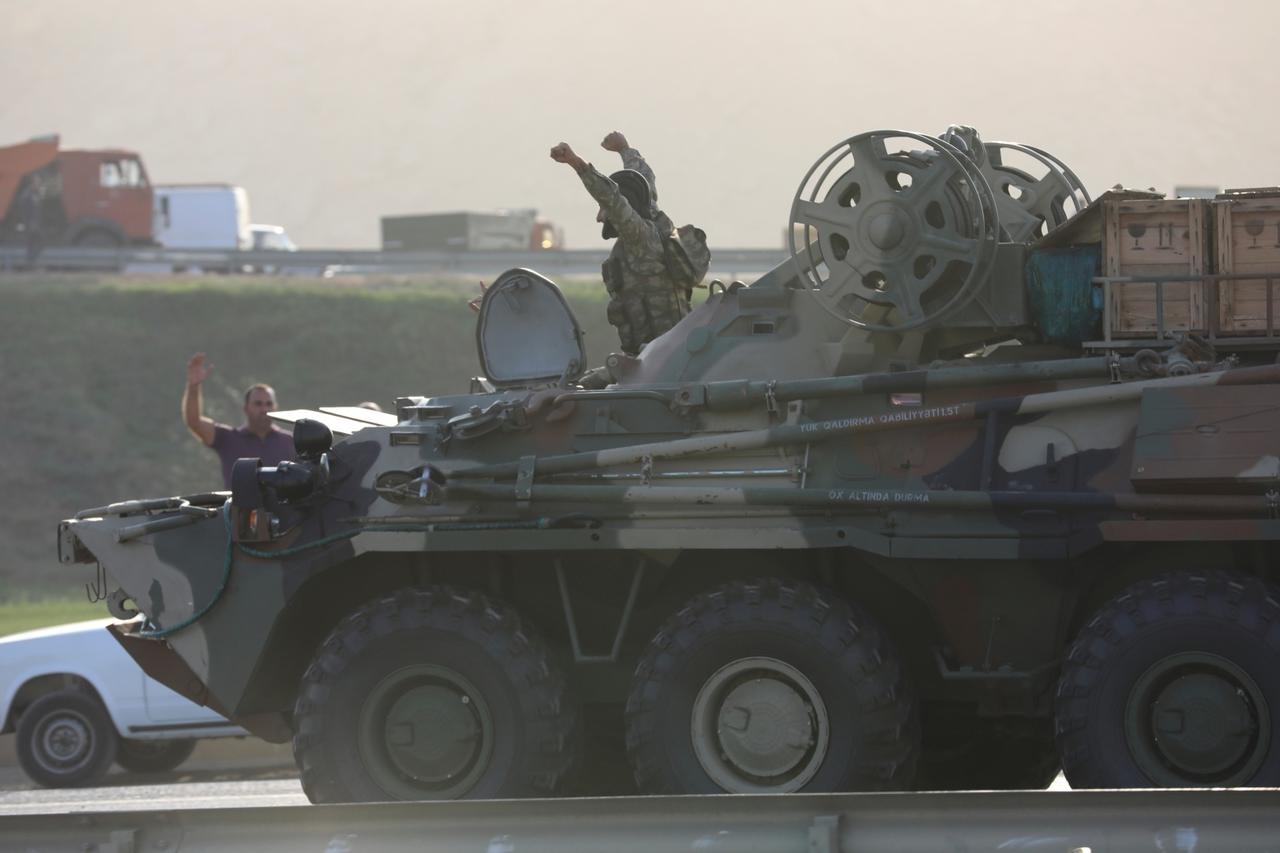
[358,665,494,799]
[716,677,815,778]
[34,712,92,773]
[47,722,87,758]
[384,684,482,784]
[1126,652,1270,785]
[691,657,829,793]
[1151,672,1257,776]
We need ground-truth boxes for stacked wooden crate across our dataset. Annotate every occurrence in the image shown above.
[1103,197,1210,336]
[1214,188,1280,335]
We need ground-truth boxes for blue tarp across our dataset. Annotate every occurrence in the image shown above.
[1025,246,1102,347]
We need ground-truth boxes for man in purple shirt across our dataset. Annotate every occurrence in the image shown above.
[182,352,295,488]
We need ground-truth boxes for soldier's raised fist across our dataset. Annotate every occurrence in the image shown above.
[550,143,576,163]
[601,131,628,152]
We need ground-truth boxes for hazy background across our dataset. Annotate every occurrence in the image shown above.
[4,0,1277,248]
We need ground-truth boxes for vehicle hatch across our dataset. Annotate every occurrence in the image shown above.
[476,268,586,388]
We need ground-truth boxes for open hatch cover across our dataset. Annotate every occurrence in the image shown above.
[476,268,586,387]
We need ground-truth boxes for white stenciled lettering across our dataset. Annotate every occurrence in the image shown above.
[803,405,961,435]
[876,404,961,425]
[803,417,872,434]
[806,406,963,433]
[826,489,932,505]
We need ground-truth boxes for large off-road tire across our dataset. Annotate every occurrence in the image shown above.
[624,578,919,794]
[1057,571,1280,788]
[16,690,119,788]
[115,738,197,774]
[293,586,580,803]
[915,716,1059,790]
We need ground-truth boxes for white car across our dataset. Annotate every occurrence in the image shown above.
[247,223,335,276]
[0,619,245,787]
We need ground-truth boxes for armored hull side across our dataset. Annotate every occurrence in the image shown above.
[60,127,1280,800]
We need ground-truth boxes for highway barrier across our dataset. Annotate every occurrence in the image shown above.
[0,246,787,278]
[2,788,1279,852]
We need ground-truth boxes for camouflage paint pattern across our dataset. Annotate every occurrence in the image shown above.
[58,275,1280,737]
[55,127,1280,796]
[619,146,657,204]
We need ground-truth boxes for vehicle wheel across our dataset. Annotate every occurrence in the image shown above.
[624,578,919,794]
[115,738,197,774]
[915,716,1059,790]
[16,690,118,788]
[1056,571,1280,788]
[293,586,580,803]
[72,228,121,248]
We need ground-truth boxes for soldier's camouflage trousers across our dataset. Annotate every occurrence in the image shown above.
[607,281,690,356]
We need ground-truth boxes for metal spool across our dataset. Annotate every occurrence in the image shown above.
[789,130,999,332]
[1023,144,1091,206]
[982,141,1091,242]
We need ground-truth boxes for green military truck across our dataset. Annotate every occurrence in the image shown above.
[381,209,560,251]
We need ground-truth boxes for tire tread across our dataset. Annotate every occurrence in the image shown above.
[293,585,579,803]
[624,577,918,794]
[1055,570,1280,787]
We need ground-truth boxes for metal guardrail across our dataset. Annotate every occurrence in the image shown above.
[1092,271,1280,350]
[0,246,788,277]
[2,789,1279,852]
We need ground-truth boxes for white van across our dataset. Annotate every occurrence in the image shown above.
[153,184,251,250]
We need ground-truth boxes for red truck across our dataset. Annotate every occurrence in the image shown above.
[0,135,154,248]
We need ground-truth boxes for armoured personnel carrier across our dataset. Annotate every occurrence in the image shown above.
[60,126,1280,801]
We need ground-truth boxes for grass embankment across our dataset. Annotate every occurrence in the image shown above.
[0,596,104,638]
[0,273,613,615]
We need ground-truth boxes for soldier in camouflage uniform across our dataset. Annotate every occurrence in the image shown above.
[551,132,691,356]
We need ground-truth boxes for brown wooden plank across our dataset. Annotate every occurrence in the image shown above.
[1104,198,1209,335]
[1215,196,1280,334]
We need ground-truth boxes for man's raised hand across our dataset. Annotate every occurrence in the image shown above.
[601,131,628,152]
[187,352,213,386]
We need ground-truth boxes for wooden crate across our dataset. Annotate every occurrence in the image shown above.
[1215,189,1280,335]
[1103,198,1210,335]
